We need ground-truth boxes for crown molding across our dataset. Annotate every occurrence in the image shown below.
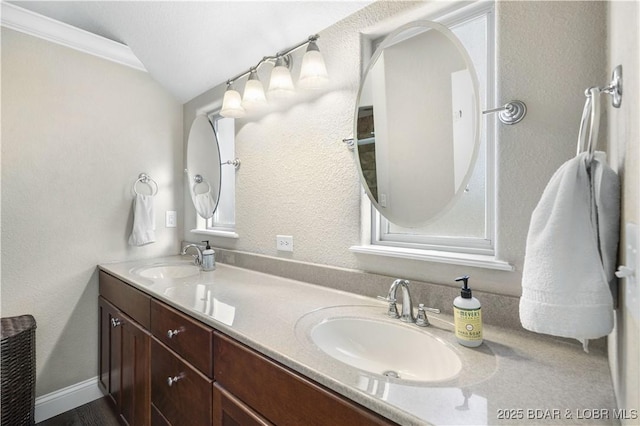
[1,2,147,72]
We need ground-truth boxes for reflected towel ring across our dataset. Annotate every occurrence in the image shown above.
[133,173,158,196]
[193,174,211,194]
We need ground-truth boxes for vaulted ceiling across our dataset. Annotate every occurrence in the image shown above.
[9,1,372,103]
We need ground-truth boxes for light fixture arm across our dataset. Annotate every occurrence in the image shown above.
[225,34,320,85]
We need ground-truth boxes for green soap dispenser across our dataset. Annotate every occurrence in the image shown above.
[453,275,483,347]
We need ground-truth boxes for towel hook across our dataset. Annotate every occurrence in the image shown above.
[133,173,158,196]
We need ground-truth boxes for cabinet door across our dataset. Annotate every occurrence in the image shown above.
[99,297,122,408]
[99,296,151,425]
[121,316,151,426]
[213,383,272,426]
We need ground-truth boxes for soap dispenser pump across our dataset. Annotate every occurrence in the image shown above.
[201,240,216,271]
[453,275,483,347]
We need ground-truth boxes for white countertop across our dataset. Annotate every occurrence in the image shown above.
[99,255,618,425]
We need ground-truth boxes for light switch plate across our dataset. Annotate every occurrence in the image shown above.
[165,211,177,228]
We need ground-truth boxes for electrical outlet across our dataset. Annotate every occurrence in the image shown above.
[276,235,293,252]
[165,211,177,228]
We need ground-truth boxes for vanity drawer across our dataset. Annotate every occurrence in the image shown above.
[150,299,213,378]
[99,271,151,329]
[213,332,396,426]
[151,338,212,426]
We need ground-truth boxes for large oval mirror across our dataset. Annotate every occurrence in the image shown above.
[187,115,221,219]
[355,20,480,228]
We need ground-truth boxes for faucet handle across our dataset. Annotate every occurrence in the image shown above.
[415,303,440,327]
[377,296,400,318]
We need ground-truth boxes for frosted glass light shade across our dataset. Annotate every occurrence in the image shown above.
[242,70,267,111]
[298,42,328,90]
[220,87,245,118]
[267,59,295,101]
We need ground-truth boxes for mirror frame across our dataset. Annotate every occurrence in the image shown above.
[354,20,481,228]
[186,115,222,220]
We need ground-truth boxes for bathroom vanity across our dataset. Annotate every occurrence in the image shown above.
[98,256,617,425]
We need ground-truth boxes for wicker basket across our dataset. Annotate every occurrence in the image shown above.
[1,315,36,426]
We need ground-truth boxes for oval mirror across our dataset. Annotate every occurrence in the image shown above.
[355,20,480,228]
[187,115,221,219]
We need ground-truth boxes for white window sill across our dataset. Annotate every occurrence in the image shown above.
[190,228,239,239]
[349,245,514,271]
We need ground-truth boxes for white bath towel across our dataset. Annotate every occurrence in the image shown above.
[128,193,155,246]
[194,191,217,219]
[520,151,617,350]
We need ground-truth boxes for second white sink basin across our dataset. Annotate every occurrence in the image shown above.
[132,263,200,280]
[310,317,462,382]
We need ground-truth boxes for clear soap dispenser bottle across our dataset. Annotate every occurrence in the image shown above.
[201,240,216,271]
[453,275,483,347]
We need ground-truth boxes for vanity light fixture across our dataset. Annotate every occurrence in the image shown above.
[241,68,268,112]
[220,35,328,118]
[220,82,245,118]
[298,39,329,90]
[268,56,296,101]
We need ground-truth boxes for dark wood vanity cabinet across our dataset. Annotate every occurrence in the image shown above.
[150,338,213,425]
[213,332,395,426]
[98,296,151,426]
[99,270,396,426]
[213,383,272,426]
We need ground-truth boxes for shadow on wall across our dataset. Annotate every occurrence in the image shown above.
[36,270,100,396]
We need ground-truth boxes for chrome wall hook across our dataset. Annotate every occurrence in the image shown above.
[483,100,527,125]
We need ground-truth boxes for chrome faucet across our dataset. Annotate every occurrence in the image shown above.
[380,279,415,323]
[181,244,203,266]
[378,279,440,326]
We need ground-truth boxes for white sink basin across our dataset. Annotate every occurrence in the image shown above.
[310,317,462,382]
[132,263,200,280]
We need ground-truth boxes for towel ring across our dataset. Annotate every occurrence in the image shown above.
[133,173,158,196]
[576,65,623,162]
[193,174,211,195]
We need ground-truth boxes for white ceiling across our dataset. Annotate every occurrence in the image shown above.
[9,1,372,103]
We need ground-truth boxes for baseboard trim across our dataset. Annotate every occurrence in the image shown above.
[34,376,105,423]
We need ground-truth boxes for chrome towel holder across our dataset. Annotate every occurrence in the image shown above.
[133,173,158,196]
[577,65,623,160]
[482,100,527,125]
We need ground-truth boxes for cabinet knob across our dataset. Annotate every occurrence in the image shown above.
[167,373,184,387]
[167,327,184,339]
[111,318,122,328]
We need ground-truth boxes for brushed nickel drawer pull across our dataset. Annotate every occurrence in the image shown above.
[167,373,185,386]
[111,318,122,328]
[167,327,185,338]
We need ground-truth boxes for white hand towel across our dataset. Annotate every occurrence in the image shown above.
[194,191,217,219]
[590,151,621,287]
[128,193,155,246]
[520,152,615,350]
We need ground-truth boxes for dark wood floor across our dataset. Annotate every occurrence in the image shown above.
[36,397,120,426]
